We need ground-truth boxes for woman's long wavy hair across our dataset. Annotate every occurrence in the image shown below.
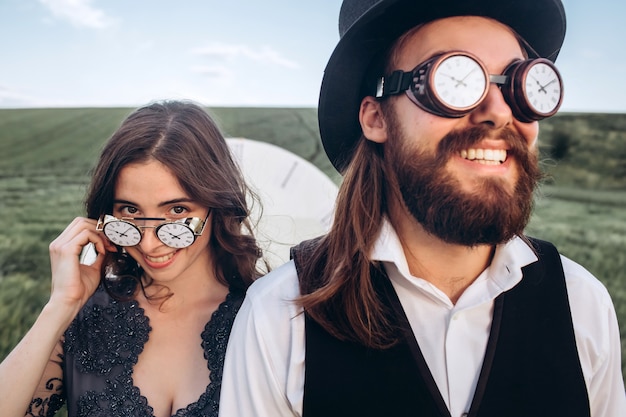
[85,100,266,299]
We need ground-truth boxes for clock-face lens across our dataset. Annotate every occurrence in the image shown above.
[382,52,562,121]
[98,215,207,248]
[432,54,487,109]
[156,223,196,248]
[524,61,562,114]
[103,220,142,246]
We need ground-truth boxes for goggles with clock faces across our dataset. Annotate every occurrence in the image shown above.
[96,214,209,249]
[375,51,563,122]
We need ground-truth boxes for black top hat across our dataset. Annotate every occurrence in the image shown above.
[318,0,566,172]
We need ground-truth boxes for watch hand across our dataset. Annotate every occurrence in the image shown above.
[114,226,134,238]
[531,76,557,94]
[162,230,186,239]
[439,72,471,88]
[453,67,480,88]
[457,68,478,83]
[539,78,557,92]
[529,75,546,94]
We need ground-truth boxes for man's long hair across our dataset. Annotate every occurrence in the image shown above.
[297,136,401,349]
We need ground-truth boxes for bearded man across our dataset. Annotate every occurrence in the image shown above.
[219,1,626,416]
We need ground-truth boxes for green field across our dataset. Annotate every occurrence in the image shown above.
[0,107,625,387]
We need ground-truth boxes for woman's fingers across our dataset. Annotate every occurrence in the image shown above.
[48,217,106,308]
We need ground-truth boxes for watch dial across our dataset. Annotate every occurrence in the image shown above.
[432,54,487,109]
[156,223,195,248]
[103,221,142,246]
[524,62,562,114]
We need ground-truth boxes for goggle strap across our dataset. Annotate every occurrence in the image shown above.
[376,70,414,98]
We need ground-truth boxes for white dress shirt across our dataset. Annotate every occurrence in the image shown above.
[219,220,626,417]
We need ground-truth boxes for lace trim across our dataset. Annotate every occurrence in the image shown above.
[173,291,243,417]
[66,298,150,375]
[64,288,242,417]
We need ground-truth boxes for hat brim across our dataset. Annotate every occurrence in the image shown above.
[318,0,566,172]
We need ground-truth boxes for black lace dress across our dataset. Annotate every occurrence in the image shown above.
[41,284,243,417]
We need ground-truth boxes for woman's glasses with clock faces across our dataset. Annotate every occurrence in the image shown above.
[375,50,563,122]
[96,214,209,249]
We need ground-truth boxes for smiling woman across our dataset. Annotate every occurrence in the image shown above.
[0,100,268,417]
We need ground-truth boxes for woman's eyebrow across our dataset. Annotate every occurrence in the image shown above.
[158,198,195,207]
[113,198,137,206]
[112,197,195,207]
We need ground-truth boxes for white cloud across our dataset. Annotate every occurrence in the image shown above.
[190,42,299,69]
[38,0,115,29]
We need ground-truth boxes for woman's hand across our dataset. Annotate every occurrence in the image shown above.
[47,217,107,316]
[0,217,109,417]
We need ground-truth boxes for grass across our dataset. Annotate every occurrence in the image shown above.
[0,107,624,398]
[527,186,626,359]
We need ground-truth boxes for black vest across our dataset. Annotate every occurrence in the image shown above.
[292,238,589,417]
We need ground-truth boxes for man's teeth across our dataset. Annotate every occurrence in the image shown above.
[146,252,175,263]
[460,149,507,165]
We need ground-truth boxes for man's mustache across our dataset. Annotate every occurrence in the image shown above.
[435,125,530,161]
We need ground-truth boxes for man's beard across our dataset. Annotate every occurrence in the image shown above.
[387,120,542,246]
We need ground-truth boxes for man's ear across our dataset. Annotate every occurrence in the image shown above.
[359,96,388,144]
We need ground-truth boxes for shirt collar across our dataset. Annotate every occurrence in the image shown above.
[370,218,540,294]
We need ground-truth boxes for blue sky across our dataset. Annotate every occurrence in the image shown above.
[1,0,624,113]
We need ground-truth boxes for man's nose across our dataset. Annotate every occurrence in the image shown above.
[468,83,513,129]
